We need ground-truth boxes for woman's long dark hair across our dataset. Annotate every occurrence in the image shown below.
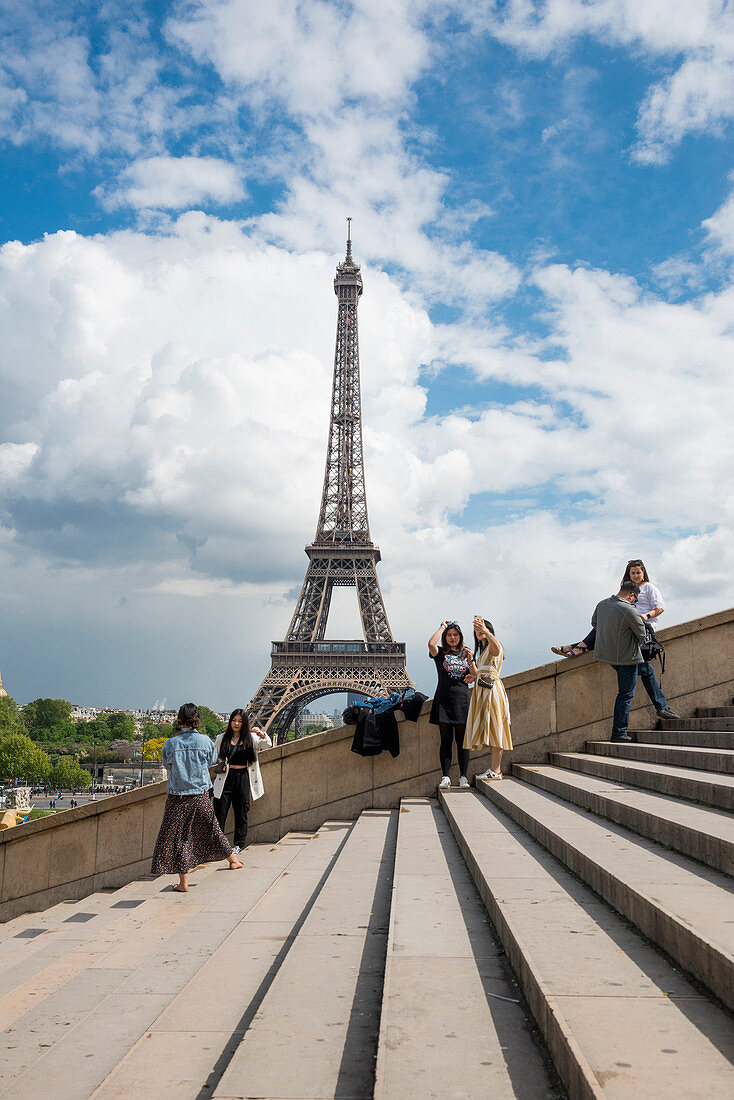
[440,623,464,652]
[473,619,495,661]
[622,559,650,585]
[175,702,200,731]
[218,708,255,765]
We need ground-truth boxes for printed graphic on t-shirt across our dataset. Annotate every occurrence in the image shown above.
[443,651,469,680]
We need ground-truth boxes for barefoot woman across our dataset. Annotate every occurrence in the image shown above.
[151,702,243,892]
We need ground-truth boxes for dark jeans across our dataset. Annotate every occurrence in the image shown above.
[213,768,250,848]
[638,661,668,710]
[612,662,668,737]
[438,723,470,778]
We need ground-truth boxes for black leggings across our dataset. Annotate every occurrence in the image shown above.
[579,628,596,650]
[213,768,250,848]
[439,723,470,778]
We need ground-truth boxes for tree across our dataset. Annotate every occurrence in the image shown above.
[22,698,72,732]
[0,733,51,783]
[19,700,37,731]
[198,706,224,739]
[50,755,90,790]
[84,714,111,742]
[109,739,136,761]
[143,737,168,762]
[0,696,22,737]
[106,712,137,739]
[34,718,77,743]
[75,766,92,790]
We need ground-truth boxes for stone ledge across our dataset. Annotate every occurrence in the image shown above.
[2,604,733,921]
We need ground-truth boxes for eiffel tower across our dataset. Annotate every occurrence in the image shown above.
[248,222,410,742]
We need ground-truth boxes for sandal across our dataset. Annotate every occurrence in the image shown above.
[550,644,586,658]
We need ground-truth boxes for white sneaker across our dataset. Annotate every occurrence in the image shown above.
[438,776,451,790]
[459,776,470,789]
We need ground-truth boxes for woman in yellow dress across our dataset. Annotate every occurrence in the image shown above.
[464,615,512,779]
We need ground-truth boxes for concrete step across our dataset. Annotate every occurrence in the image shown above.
[550,751,734,810]
[375,798,557,1099]
[0,857,223,981]
[473,776,734,1012]
[587,740,734,774]
[513,764,734,875]
[0,832,340,1099]
[0,858,198,946]
[660,716,734,731]
[91,827,352,1100]
[635,727,734,749]
[697,706,734,717]
[440,787,734,1098]
[211,810,397,1100]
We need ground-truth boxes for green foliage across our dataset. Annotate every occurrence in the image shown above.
[79,746,117,767]
[0,733,52,783]
[106,712,137,739]
[22,698,72,732]
[83,714,111,742]
[49,755,91,790]
[32,718,77,743]
[0,696,22,737]
[19,700,37,730]
[198,706,224,739]
[140,718,173,741]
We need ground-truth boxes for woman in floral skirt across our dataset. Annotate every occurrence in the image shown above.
[151,702,243,892]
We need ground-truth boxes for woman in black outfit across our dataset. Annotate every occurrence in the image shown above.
[428,620,477,790]
[212,709,264,854]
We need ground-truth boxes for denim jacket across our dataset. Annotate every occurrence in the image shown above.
[162,728,217,795]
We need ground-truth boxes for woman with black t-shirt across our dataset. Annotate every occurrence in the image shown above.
[213,709,270,853]
[428,620,477,790]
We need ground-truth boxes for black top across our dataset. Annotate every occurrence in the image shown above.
[227,739,255,766]
[429,649,471,725]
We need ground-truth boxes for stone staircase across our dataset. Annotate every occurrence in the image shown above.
[441,703,734,1098]
[0,706,732,1098]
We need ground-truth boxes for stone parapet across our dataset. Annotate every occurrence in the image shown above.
[2,605,734,921]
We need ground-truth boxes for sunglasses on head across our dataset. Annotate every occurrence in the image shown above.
[446,621,460,628]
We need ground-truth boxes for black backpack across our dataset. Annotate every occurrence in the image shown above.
[641,623,665,674]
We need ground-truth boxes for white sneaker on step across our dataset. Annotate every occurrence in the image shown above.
[438,775,451,790]
[459,776,470,788]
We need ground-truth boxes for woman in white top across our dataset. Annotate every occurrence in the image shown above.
[551,559,678,717]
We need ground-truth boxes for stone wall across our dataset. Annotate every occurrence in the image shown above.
[2,607,733,921]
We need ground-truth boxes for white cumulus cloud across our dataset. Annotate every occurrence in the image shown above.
[101,155,247,210]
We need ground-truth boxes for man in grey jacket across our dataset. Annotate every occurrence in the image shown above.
[592,581,677,742]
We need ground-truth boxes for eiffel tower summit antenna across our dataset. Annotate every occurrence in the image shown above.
[247,222,410,742]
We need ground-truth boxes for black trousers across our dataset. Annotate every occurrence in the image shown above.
[213,768,250,848]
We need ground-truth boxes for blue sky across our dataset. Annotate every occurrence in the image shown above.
[1,0,734,710]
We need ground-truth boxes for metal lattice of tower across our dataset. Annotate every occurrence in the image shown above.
[247,222,411,742]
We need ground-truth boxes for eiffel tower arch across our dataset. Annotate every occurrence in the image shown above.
[248,223,411,742]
